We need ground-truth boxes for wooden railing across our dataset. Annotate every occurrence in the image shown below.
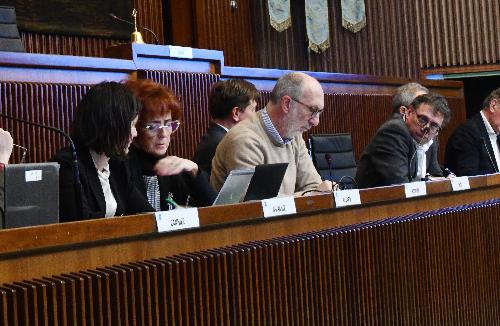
[0,49,465,164]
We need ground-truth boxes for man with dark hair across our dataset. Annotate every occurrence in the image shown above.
[445,87,500,176]
[390,82,441,177]
[356,93,451,188]
[193,79,260,175]
[211,72,332,195]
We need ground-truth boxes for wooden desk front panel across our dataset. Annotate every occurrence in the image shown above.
[1,199,498,325]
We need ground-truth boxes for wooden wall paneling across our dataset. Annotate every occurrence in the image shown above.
[20,0,164,57]
[165,0,195,46]
[21,32,123,58]
[193,0,256,68]
[416,0,500,69]
[133,0,165,46]
[0,82,90,163]
[248,0,423,78]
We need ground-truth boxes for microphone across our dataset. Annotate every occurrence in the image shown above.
[324,153,334,183]
[0,113,83,218]
[442,167,456,178]
[109,13,160,45]
[408,128,429,182]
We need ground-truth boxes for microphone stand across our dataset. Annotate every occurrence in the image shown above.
[109,13,160,45]
[324,153,335,188]
[0,113,83,219]
[408,129,429,182]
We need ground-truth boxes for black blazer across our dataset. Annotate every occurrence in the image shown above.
[192,122,227,175]
[445,113,499,176]
[356,117,442,189]
[128,146,216,210]
[52,144,154,222]
[392,113,442,178]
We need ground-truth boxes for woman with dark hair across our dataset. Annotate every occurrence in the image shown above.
[52,81,153,222]
[126,79,215,210]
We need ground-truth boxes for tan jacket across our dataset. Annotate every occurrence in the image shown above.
[210,111,321,196]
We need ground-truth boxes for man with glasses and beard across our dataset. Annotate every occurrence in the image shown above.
[356,93,451,188]
[211,72,333,196]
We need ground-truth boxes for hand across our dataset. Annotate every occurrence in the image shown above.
[153,156,199,178]
[0,128,13,164]
[315,180,333,192]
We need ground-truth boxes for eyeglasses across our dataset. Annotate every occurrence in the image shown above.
[415,114,441,134]
[143,120,181,134]
[290,97,324,119]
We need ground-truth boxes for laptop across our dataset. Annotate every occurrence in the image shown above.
[0,162,59,228]
[213,163,288,206]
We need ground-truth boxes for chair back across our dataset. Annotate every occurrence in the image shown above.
[0,6,24,52]
[309,133,357,188]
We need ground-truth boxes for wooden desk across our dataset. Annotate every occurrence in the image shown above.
[1,174,498,284]
[0,176,499,324]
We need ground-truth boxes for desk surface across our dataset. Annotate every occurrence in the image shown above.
[0,174,499,284]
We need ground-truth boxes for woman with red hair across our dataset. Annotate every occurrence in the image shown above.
[126,79,215,210]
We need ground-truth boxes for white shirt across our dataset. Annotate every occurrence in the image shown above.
[480,111,500,170]
[90,150,117,217]
[214,122,229,133]
[415,139,433,180]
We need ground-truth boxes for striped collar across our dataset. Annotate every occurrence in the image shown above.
[261,107,292,145]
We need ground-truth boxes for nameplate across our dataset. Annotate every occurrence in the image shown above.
[169,46,193,59]
[333,189,361,208]
[25,170,42,182]
[404,181,427,198]
[450,176,470,191]
[155,208,199,232]
[261,196,296,218]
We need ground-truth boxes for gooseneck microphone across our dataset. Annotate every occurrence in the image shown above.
[109,13,160,45]
[325,153,334,183]
[0,113,82,218]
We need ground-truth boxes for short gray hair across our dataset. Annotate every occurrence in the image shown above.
[392,82,429,114]
[270,72,306,103]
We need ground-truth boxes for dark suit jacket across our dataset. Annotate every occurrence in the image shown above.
[356,117,442,189]
[128,146,216,210]
[193,122,227,175]
[391,113,441,175]
[444,113,499,176]
[52,144,154,222]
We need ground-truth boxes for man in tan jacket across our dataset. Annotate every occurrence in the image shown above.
[211,72,332,196]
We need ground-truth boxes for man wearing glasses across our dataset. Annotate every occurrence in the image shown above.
[211,72,333,196]
[445,88,500,176]
[356,93,451,188]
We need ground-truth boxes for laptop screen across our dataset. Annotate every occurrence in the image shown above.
[0,162,59,228]
[213,163,289,206]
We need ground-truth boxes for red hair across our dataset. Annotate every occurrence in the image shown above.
[125,79,182,125]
